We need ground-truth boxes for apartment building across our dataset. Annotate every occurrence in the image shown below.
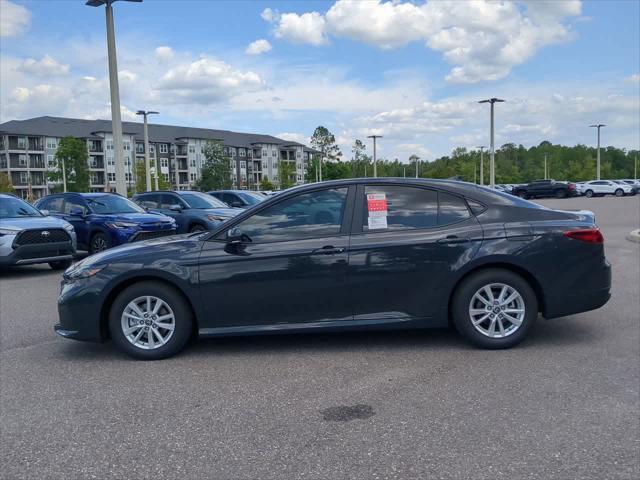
[0,116,316,199]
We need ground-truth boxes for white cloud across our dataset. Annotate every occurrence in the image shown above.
[265,10,327,46]
[264,0,582,83]
[246,39,272,55]
[0,0,31,37]
[17,55,69,76]
[625,74,640,84]
[156,56,264,103]
[154,46,174,62]
[275,132,310,145]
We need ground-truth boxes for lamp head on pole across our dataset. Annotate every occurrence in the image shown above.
[478,98,505,104]
[86,0,142,6]
[589,124,606,128]
[136,110,159,117]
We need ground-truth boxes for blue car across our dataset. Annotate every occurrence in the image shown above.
[132,190,241,233]
[35,193,176,254]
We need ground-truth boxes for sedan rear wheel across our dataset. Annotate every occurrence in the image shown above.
[452,269,537,349]
[615,188,624,197]
[109,281,193,359]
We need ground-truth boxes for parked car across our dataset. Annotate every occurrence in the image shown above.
[208,190,266,209]
[578,180,633,198]
[35,193,176,254]
[613,180,638,195]
[55,179,611,359]
[511,180,577,199]
[0,193,76,269]
[133,191,241,233]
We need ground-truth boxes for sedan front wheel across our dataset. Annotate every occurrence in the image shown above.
[109,281,193,360]
[452,269,537,349]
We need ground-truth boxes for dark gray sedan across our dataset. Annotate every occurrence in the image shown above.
[55,179,611,359]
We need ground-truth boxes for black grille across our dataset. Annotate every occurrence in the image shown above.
[131,229,176,242]
[15,229,70,245]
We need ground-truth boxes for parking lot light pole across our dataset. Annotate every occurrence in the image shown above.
[86,0,142,196]
[367,135,382,178]
[544,154,548,180]
[476,146,486,185]
[589,124,606,180]
[136,110,158,191]
[478,99,504,188]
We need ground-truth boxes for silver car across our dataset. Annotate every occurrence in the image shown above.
[0,194,77,270]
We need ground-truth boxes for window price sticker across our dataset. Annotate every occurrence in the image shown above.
[367,193,388,229]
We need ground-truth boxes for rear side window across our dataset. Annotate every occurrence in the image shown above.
[362,185,438,231]
[438,192,470,225]
[159,194,184,209]
[63,197,87,215]
[136,194,158,209]
[41,197,63,213]
[361,186,471,232]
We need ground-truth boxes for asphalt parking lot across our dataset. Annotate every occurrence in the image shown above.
[1,195,639,480]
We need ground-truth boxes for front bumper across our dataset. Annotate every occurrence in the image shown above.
[56,278,106,342]
[0,239,75,267]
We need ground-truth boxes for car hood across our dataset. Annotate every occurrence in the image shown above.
[72,233,200,268]
[95,212,174,225]
[0,215,72,231]
[194,208,241,218]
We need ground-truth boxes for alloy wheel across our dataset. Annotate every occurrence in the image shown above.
[92,236,108,253]
[468,283,525,338]
[121,295,176,350]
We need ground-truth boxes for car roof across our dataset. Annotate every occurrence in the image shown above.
[0,193,20,199]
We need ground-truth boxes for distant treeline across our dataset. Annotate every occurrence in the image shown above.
[308,141,639,184]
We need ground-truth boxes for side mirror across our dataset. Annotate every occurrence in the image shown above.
[40,209,50,216]
[69,207,85,217]
[226,227,251,244]
[170,204,182,212]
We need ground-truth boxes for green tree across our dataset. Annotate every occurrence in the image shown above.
[260,175,274,190]
[134,159,169,193]
[0,172,15,193]
[311,126,342,180]
[195,140,233,191]
[49,136,89,192]
[278,161,296,189]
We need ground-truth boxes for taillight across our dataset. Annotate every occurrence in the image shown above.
[564,228,603,244]
[568,183,575,191]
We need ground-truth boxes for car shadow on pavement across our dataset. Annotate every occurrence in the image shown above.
[0,265,61,278]
[55,316,599,361]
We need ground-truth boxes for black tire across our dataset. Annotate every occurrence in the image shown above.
[90,232,111,254]
[109,281,193,360]
[585,189,594,198]
[614,188,624,197]
[554,189,567,199]
[189,224,206,233]
[49,260,72,270]
[517,190,528,199]
[451,268,538,349]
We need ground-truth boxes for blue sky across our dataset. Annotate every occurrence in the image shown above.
[1,0,638,160]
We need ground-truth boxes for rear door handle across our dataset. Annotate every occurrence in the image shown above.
[312,245,345,255]
[437,235,470,244]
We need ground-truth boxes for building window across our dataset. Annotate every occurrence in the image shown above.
[189,145,196,153]
[17,137,27,149]
[18,154,27,166]
[161,158,168,168]
[240,161,246,169]
[239,148,245,157]
[89,156,98,168]
[149,145,155,153]
[107,156,115,166]
[20,171,29,183]
[190,173,197,182]
[297,151,302,158]
[47,155,55,166]
[106,140,114,150]
[108,173,116,182]
[91,174,99,184]
[123,141,130,151]
[46,138,57,149]
[159,144,168,153]
[124,156,131,165]
[125,173,132,182]
[163,174,169,182]
[272,150,277,157]
[262,148,267,157]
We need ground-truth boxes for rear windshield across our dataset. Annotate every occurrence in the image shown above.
[470,185,549,210]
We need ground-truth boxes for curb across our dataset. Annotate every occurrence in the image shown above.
[627,229,640,243]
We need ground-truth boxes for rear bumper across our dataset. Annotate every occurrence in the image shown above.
[544,259,612,319]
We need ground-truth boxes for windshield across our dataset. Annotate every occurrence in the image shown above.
[0,197,43,218]
[237,191,264,205]
[180,192,228,209]
[86,195,145,214]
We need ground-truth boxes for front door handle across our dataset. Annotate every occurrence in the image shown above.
[437,235,470,244]
[312,245,345,255]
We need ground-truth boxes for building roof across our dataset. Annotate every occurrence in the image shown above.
[0,116,315,151]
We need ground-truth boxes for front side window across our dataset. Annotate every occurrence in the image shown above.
[0,196,43,218]
[232,188,348,243]
[135,194,159,209]
[63,198,88,215]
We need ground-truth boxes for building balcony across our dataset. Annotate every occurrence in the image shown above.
[88,140,103,152]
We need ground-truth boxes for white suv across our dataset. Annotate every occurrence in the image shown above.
[580,180,633,198]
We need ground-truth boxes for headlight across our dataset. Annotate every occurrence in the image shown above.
[63,264,105,281]
[106,221,139,229]
[0,227,21,236]
[207,215,230,222]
